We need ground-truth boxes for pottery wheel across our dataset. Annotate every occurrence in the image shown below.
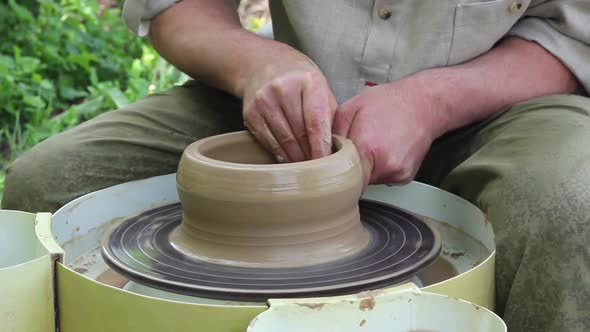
[102,200,441,301]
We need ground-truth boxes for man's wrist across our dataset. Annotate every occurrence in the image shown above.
[402,68,458,139]
[409,65,499,138]
[236,41,323,98]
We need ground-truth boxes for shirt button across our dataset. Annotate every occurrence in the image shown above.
[508,2,522,13]
[378,5,393,20]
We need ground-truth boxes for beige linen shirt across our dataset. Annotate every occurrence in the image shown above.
[123,0,590,102]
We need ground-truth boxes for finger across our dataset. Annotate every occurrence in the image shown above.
[256,91,307,162]
[243,108,289,163]
[347,116,376,190]
[353,139,374,191]
[380,158,420,185]
[272,81,312,159]
[333,100,360,138]
[302,74,335,159]
[361,154,374,191]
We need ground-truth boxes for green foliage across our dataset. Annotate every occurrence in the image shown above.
[0,0,188,200]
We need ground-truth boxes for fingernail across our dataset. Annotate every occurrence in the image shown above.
[276,155,286,163]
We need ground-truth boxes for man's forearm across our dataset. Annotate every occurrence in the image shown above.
[149,0,307,98]
[416,37,579,137]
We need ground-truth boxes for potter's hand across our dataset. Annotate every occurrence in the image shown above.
[242,56,337,162]
[333,77,444,189]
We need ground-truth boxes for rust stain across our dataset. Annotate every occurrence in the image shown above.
[73,267,88,274]
[298,303,325,310]
[359,298,375,311]
[450,252,465,259]
[359,319,366,327]
[356,289,385,298]
[66,200,84,214]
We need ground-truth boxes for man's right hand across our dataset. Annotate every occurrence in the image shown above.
[149,0,337,162]
[241,56,337,163]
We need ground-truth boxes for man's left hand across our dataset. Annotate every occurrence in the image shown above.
[333,77,445,189]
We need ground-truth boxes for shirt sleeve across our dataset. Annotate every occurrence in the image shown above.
[122,0,182,36]
[507,0,590,94]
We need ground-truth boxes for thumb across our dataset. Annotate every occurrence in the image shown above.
[333,103,358,138]
[359,151,374,192]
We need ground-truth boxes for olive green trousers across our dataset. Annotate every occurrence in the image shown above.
[3,81,589,331]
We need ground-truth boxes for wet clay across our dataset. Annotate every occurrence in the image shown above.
[170,131,371,268]
[96,268,129,288]
[416,256,459,286]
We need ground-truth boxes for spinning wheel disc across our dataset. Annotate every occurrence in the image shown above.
[102,200,441,301]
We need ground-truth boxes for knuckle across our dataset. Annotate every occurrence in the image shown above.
[255,87,273,103]
[254,88,265,101]
[386,158,410,181]
[254,90,266,104]
[388,161,405,175]
[301,71,316,86]
[296,131,308,140]
[305,70,321,81]
[243,107,256,120]
[388,174,411,185]
[275,131,295,142]
[279,136,298,147]
[393,170,414,184]
[396,167,412,182]
[256,97,273,113]
[368,142,387,161]
[306,117,326,133]
[270,79,286,93]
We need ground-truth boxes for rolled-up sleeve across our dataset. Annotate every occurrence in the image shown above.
[507,0,590,93]
[122,0,181,36]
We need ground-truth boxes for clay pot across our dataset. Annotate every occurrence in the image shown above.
[170,131,370,268]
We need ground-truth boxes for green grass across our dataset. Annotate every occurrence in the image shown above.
[0,0,189,202]
[0,0,267,204]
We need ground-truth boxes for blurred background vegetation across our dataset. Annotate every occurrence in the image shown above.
[0,0,270,200]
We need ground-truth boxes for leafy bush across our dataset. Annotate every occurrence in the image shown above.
[0,0,188,200]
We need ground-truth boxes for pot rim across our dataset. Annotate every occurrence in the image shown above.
[182,131,357,171]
